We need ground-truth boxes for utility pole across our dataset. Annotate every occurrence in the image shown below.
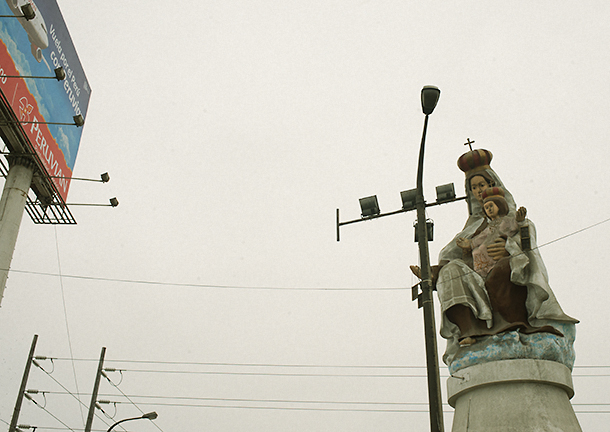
[9,334,38,432]
[85,347,106,432]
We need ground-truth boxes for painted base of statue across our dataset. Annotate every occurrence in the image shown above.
[446,320,576,375]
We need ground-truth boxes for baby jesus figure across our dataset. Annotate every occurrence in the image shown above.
[456,187,527,278]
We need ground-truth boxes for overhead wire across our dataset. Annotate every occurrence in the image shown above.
[5,213,609,429]
[5,214,610,292]
[105,367,610,379]
[53,227,85,427]
[104,367,439,378]
[31,360,113,429]
[23,392,77,432]
[23,400,610,415]
[101,372,166,432]
[42,357,610,370]
[32,358,431,369]
[40,392,610,408]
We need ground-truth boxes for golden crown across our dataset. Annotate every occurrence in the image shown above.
[481,187,505,202]
[457,149,493,176]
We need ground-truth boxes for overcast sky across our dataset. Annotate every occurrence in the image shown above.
[1,1,610,431]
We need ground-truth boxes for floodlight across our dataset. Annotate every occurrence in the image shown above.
[414,220,434,242]
[100,172,110,183]
[359,195,380,218]
[73,115,84,127]
[21,4,35,20]
[400,188,417,211]
[435,183,456,203]
[109,197,119,207]
[54,67,66,81]
[421,86,440,115]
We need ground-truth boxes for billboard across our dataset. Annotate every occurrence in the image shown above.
[0,0,90,201]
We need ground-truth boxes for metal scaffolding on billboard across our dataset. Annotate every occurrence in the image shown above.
[0,89,77,224]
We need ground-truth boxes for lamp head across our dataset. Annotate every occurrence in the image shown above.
[435,183,456,203]
[400,188,417,211]
[359,195,380,218]
[421,86,441,115]
[21,4,35,20]
[73,115,85,127]
[142,412,158,420]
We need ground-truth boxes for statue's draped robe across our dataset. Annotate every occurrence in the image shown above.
[436,167,578,364]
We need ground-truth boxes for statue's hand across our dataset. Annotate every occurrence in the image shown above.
[410,265,422,279]
[487,237,509,261]
[516,206,527,222]
[410,265,439,283]
[456,237,471,250]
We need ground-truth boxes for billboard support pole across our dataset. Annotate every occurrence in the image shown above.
[0,156,34,306]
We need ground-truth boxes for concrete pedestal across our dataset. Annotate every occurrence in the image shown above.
[447,359,581,432]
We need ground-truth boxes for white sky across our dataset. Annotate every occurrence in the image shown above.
[1,1,610,431]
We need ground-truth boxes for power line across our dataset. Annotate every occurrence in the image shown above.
[105,368,435,378]
[23,393,77,432]
[30,399,610,415]
[53,226,86,428]
[5,268,405,291]
[104,367,610,379]
[30,361,113,429]
[39,392,444,406]
[101,372,166,432]
[39,358,431,369]
[6,214,610,294]
[39,391,610,408]
[41,357,610,370]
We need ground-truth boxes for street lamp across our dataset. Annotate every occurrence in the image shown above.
[107,412,158,432]
[336,86,460,431]
[415,85,445,432]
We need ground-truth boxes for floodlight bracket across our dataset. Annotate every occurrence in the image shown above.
[336,195,466,241]
[2,67,66,81]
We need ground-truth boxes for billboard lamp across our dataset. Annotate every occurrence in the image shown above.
[0,115,85,127]
[3,67,66,81]
[38,172,111,183]
[0,5,35,21]
[65,198,119,207]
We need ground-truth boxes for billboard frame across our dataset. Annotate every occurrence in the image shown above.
[0,88,76,224]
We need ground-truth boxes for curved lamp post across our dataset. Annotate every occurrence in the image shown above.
[416,85,444,432]
[107,412,158,432]
[335,86,448,431]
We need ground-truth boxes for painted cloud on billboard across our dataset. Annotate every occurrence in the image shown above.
[0,0,91,201]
